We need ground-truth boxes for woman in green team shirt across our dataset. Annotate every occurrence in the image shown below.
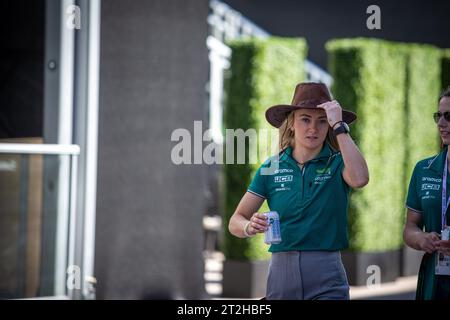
[228,83,369,300]
[404,86,450,300]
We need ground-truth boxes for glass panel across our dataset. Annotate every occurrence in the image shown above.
[0,153,72,298]
[0,0,45,140]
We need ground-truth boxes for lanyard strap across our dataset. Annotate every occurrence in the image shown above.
[442,154,450,229]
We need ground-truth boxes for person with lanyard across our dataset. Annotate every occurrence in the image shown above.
[228,82,369,300]
[404,86,450,300]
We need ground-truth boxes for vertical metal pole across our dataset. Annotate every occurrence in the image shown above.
[40,0,61,296]
[67,154,78,299]
[73,0,101,299]
[82,0,101,300]
[54,0,76,296]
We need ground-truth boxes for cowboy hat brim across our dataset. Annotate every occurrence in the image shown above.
[265,104,357,128]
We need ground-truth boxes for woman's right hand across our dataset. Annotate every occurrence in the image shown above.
[418,232,441,254]
[246,212,270,236]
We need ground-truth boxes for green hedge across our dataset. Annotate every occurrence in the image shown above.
[442,49,450,90]
[403,45,441,195]
[222,37,307,260]
[326,38,440,252]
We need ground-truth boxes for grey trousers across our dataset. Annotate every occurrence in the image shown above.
[266,251,350,300]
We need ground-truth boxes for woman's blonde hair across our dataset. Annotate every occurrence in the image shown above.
[278,110,340,153]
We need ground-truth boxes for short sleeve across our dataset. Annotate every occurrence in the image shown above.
[406,164,422,213]
[247,166,267,199]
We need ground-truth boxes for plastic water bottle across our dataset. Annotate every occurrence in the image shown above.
[442,227,450,241]
[264,211,281,244]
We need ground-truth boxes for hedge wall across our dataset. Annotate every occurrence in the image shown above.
[442,49,450,90]
[222,37,307,260]
[326,38,441,252]
[403,45,441,193]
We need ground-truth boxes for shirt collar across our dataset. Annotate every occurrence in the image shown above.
[280,143,335,167]
[427,146,448,173]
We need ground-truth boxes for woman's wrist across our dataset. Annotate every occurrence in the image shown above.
[243,221,254,238]
[332,120,344,129]
[413,231,426,251]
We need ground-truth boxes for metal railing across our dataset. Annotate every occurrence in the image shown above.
[208,0,269,41]
[0,143,80,155]
[208,0,332,87]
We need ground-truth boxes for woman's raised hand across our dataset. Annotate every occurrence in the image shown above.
[246,212,269,236]
[317,100,343,128]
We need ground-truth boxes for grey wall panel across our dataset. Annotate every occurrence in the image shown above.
[95,0,209,299]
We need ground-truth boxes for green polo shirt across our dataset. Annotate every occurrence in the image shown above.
[248,143,351,252]
[406,147,450,299]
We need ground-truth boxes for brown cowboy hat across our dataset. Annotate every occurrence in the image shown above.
[265,82,357,128]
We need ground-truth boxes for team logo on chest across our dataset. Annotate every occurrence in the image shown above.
[274,175,293,183]
[314,167,332,185]
[316,167,331,175]
[421,177,441,199]
[421,177,441,191]
[421,183,440,191]
[273,172,293,192]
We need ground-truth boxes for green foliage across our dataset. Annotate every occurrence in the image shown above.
[222,37,307,260]
[403,44,441,196]
[442,49,450,90]
[327,38,441,252]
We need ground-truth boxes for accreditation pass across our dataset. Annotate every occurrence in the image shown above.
[435,227,450,275]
